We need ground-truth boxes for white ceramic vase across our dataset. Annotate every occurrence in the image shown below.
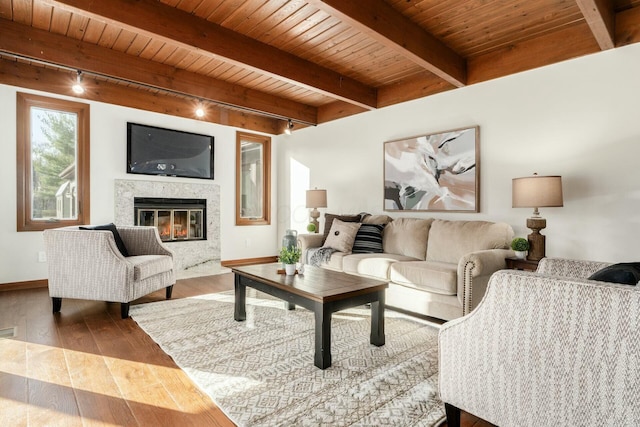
[284,263,296,275]
[514,251,527,260]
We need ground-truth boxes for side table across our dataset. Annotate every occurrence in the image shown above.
[505,257,539,272]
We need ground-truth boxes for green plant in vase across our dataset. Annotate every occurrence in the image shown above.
[279,246,302,275]
[511,237,529,259]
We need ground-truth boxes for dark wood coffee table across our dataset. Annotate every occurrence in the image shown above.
[231,263,388,369]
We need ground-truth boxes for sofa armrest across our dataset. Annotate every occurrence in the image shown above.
[536,256,611,278]
[298,233,325,262]
[117,226,174,258]
[457,248,512,315]
[439,270,640,426]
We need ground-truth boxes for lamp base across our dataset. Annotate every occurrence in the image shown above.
[309,208,320,234]
[526,217,546,261]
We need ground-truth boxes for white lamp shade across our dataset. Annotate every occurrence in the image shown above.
[306,189,327,208]
[512,175,563,208]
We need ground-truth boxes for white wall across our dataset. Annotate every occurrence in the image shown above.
[0,87,278,283]
[277,43,640,263]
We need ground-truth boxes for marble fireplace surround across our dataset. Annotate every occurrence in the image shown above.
[114,179,222,278]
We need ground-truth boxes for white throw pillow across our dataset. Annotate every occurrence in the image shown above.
[323,219,361,253]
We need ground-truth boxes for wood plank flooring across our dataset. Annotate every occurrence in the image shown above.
[0,273,493,426]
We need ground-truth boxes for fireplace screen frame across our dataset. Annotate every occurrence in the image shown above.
[134,197,206,242]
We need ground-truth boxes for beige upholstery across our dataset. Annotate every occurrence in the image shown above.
[439,258,640,426]
[43,225,175,318]
[299,216,514,320]
[383,217,434,259]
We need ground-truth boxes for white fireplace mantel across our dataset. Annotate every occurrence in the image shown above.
[114,179,222,278]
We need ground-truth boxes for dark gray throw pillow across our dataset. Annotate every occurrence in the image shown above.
[352,224,385,254]
[80,223,130,257]
[588,263,640,285]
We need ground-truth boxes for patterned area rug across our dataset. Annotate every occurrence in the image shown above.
[130,290,446,426]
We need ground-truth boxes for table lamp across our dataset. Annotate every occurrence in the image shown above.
[512,173,563,261]
[305,188,327,233]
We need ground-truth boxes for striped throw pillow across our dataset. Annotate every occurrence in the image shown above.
[352,224,385,254]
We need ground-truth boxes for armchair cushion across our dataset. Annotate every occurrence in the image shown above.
[80,223,130,257]
[128,255,174,281]
[588,262,640,285]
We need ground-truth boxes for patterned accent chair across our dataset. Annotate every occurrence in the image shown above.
[43,225,175,318]
[439,257,640,426]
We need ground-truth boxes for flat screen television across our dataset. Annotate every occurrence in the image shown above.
[127,122,214,180]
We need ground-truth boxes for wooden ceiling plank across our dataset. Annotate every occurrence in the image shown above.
[67,13,90,41]
[32,2,53,30]
[0,0,12,20]
[0,18,317,124]
[575,0,616,49]
[10,0,31,25]
[468,22,600,84]
[311,0,466,87]
[616,4,640,45]
[81,19,106,44]
[229,0,290,34]
[49,5,71,34]
[46,0,377,109]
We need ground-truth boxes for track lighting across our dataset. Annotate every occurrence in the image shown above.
[195,106,205,118]
[284,119,294,135]
[72,70,84,94]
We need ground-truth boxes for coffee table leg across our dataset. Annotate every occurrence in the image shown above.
[234,275,246,321]
[370,290,385,346]
[314,302,332,369]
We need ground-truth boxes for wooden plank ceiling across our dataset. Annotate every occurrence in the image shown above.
[1,0,639,134]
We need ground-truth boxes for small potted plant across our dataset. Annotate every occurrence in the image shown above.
[511,237,529,259]
[279,246,302,275]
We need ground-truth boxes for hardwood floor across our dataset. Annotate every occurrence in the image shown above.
[0,273,493,426]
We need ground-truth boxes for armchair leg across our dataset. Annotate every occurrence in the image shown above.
[120,303,130,319]
[444,403,461,427]
[166,285,174,299]
[52,297,62,313]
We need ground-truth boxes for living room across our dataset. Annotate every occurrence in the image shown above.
[2,1,640,426]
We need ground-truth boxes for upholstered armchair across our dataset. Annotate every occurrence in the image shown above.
[439,257,640,426]
[43,225,176,318]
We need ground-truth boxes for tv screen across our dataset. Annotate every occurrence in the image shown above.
[127,122,214,180]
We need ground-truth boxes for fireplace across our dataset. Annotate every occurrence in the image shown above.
[134,197,206,242]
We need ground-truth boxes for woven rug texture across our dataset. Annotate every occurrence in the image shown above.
[130,290,446,426]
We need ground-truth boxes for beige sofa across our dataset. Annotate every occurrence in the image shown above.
[439,257,640,426]
[299,216,514,320]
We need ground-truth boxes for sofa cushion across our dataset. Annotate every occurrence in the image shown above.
[588,263,640,285]
[323,219,361,253]
[323,213,361,242]
[127,255,173,281]
[352,224,385,254]
[383,217,434,259]
[343,253,419,280]
[390,261,458,295]
[426,219,512,264]
[361,214,394,225]
[80,223,130,257]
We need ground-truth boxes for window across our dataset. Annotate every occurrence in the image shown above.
[236,131,270,226]
[16,93,90,231]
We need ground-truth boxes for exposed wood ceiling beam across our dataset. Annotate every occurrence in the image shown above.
[575,0,615,50]
[0,58,280,134]
[46,0,378,110]
[0,19,317,126]
[311,0,466,88]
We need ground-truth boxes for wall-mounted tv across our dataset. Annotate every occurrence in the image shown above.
[127,122,214,180]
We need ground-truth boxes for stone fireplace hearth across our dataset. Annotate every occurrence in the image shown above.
[115,179,222,278]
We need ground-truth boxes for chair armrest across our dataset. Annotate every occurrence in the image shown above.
[536,256,611,278]
[117,226,174,258]
[298,233,324,263]
[457,248,512,314]
[439,270,640,426]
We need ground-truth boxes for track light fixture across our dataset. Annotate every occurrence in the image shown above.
[72,70,84,94]
[195,105,205,118]
[284,119,294,135]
